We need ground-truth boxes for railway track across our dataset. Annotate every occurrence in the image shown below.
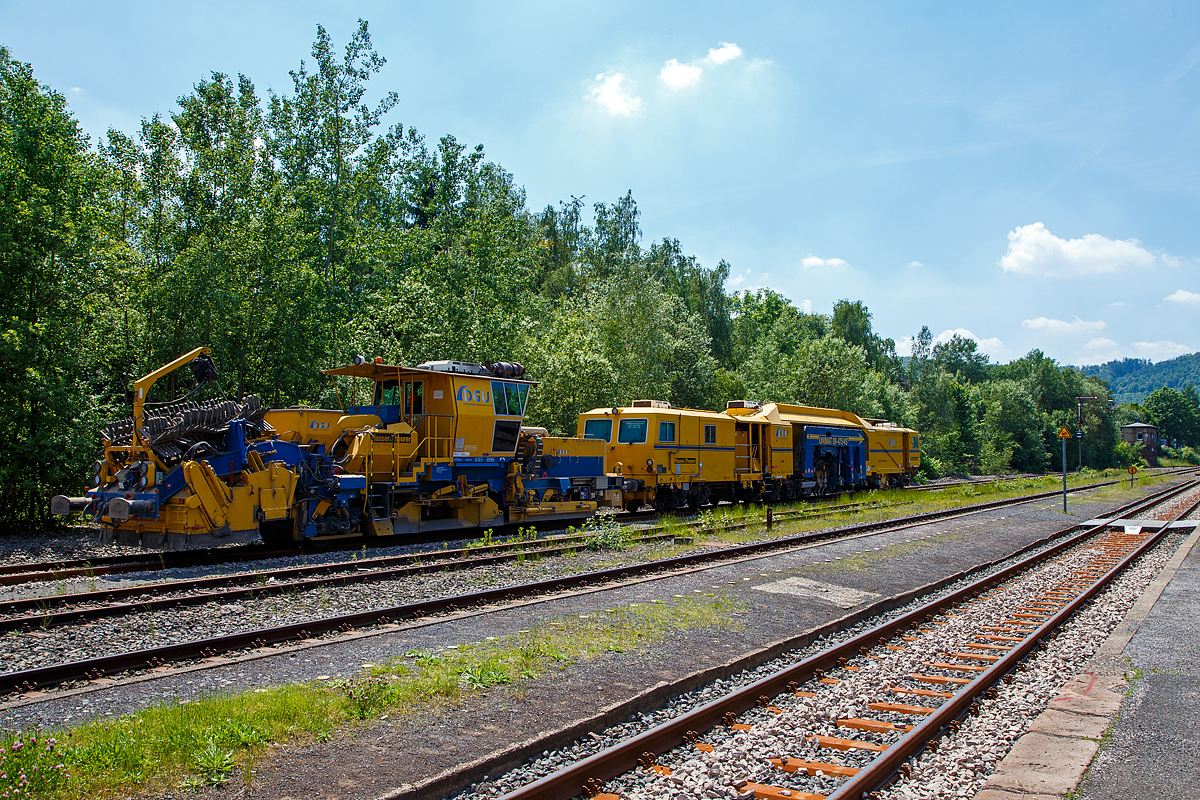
[488,480,1199,800]
[1,472,1121,588]
[0,474,1172,699]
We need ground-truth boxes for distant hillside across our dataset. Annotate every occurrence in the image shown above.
[1080,352,1200,404]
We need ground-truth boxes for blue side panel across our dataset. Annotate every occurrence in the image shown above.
[158,464,187,501]
[801,425,867,480]
[543,455,605,479]
[346,404,400,425]
[246,439,308,468]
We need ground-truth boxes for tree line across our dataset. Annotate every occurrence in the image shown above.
[3,24,1197,526]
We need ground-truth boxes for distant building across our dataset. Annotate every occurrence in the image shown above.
[1120,422,1159,466]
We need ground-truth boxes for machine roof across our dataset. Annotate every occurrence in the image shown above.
[324,362,536,384]
[580,406,727,419]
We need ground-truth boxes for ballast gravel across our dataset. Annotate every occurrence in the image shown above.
[0,488,1095,673]
[451,522,1187,800]
[0,540,672,674]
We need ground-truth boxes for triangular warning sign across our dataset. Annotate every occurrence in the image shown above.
[1057,427,1072,439]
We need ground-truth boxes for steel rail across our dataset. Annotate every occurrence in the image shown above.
[0,497,903,621]
[0,479,1124,629]
[0,494,905,612]
[0,529,675,632]
[826,491,1200,800]
[492,479,1198,800]
[0,477,1180,697]
[8,471,1160,585]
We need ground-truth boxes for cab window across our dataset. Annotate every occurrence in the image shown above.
[374,380,400,406]
[659,421,676,443]
[583,418,613,441]
[617,418,648,444]
[491,381,529,416]
[704,424,716,444]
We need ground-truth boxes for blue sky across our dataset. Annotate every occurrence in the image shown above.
[4,1,1199,365]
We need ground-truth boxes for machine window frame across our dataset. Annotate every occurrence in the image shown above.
[491,420,522,453]
[704,424,717,444]
[583,418,613,442]
[617,418,649,444]
[404,381,424,416]
[658,421,676,443]
[374,379,400,406]
[491,381,529,417]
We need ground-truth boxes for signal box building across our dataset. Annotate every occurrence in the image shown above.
[1120,422,1159,466]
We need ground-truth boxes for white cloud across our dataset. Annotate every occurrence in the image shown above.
[660,59,702,90]
[999,222,1156,277]
[1077,339,1124,364]
[1162,253,1183,268]
[658,42,744,93]
[1021,316,1107,335]
[589,72,641,116]
[799,299,813,314]
[705,42,743,64]
[1133,340,1192,360]
[70,86,82,93]
[906,260,924,269]
[1109,300,1128,307]
[800,255,848,270]
[1165,288,1200,306]
[933,328,1007,359]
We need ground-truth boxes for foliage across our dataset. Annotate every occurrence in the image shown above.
[0,46,110,526]
[1081,353,1200,404]
[1140,387,1200,447]
[0,731,69,797]
[579,515,633,551]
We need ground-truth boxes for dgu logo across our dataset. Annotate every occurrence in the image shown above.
[309,421,330,430]
[457,386,491,404]
[774,428,790,438]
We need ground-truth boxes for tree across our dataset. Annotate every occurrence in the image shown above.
[0,46,108,524]
[267,19,398,299]
[794,335,870,411]
[932,334,989,384]
[1142,387,1200,447]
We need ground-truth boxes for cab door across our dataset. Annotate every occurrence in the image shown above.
[403,380,424,425]
[669,414,699,478]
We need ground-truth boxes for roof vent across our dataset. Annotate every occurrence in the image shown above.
[486,361,526,378]
[632,399,672,408]
[726,400,762,409]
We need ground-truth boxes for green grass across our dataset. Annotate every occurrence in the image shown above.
[0,595,740,799]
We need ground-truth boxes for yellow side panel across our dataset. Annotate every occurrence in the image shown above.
[867,429,906,475]
[452,375,510,456]
[226,485,257,531]
[245,463,298,521]
[540,436,604,459]
[770,424,793,476]
[580,410,738,486]
[263,408,344,446]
